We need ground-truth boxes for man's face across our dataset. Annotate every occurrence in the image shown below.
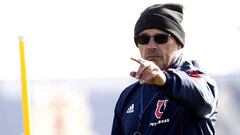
[136,29,181,69]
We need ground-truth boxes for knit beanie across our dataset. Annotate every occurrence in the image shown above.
[134,3,185,47]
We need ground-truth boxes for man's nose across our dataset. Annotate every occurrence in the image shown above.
[147,38,158,48]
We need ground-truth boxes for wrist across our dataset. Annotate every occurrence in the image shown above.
[154,71,167,86]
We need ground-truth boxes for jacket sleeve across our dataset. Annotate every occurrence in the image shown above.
[111,92,124,135]
[111,82,139,135]
[111,111,123,135]
[162,61,218,118]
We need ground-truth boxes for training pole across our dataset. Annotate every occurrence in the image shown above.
[19,36,31,135]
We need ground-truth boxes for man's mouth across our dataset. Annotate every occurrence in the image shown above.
[145,56,161,63]
[146,56,160,59]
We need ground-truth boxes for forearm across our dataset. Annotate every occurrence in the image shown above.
[163,70,218,117]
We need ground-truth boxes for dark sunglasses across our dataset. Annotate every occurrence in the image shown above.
[135,33,171,45]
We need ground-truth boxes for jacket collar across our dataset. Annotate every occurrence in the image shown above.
[168,54,183,69]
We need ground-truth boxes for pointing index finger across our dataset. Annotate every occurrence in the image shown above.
[131,57,145,65]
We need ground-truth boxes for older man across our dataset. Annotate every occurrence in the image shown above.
[111,3,218,135]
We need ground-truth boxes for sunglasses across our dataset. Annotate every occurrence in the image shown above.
[135,33,171,45]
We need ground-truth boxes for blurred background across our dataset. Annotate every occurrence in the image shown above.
[0,0,240,134]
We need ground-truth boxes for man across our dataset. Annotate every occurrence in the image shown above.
[111,3,219,135]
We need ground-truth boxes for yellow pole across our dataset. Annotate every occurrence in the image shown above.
[19,36,31,135]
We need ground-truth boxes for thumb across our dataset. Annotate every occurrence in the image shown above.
[129,71,137,78]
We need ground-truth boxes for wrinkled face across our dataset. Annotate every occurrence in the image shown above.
[135,29,182,69]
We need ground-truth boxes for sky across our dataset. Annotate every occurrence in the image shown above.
[0,0,240,80]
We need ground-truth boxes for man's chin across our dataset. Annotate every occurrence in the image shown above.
[146,58,164,69]
[146,57,160,63]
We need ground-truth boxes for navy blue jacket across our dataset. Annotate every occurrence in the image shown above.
[111,58,218,135]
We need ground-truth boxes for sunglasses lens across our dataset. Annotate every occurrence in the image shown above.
[154,34,169,44]
[135,34,170,45]
[135,35,150,45]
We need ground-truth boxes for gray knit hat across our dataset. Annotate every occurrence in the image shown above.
[134,3,185,47]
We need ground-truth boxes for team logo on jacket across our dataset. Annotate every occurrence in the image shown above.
[187,70,201,78]
[154,100,168,119]
[126,104,134,113]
